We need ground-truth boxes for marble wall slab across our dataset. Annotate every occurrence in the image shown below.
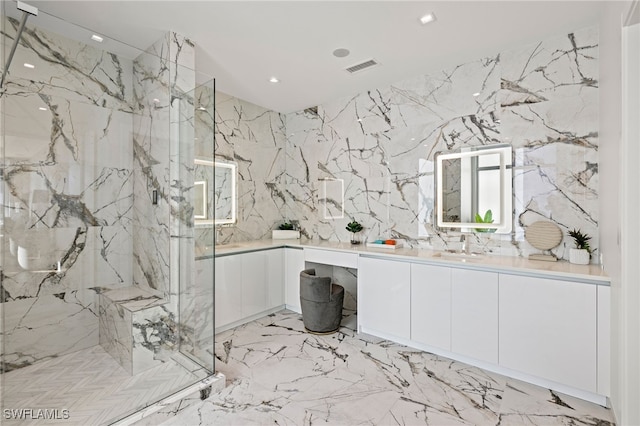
[3,293,99,372]
[2,17,134,113]
[132,32,197,298]
[131,34,172,298]
[283,26,599,262]
[1,17,137,371]
[131,31,216,375]
[213,92,288,243]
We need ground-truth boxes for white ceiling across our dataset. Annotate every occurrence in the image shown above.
[14,1,612,113]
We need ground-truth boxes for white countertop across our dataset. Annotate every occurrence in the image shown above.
[204,239,610,284]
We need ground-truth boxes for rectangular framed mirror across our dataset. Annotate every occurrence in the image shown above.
[194,158,237,226]
[435,144,512,233]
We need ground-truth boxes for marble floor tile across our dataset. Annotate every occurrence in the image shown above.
[159,310,615,426]
[497,379,614,425]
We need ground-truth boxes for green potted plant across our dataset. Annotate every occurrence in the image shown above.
[474,209,496,233]
[272,221,300,240]
[278,222,294,230]
[346,220,364,245]
[567,228,593,265]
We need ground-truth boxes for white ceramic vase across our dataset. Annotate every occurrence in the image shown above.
[569,248,590,265]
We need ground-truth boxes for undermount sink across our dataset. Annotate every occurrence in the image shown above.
[433,251,485,260]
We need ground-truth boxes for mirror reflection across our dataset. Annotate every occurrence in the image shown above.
[194,158,237,226]
[436,144,512,233]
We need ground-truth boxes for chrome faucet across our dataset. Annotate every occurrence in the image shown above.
[460,234,471,255]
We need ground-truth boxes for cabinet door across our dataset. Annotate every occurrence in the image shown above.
[499,274,597,393]
[241,251,269,317]
[597,285,610,396]
[215,255,243,327]
[451,269,499,364]
[266,249,285,309]
[411,263,451,351]
[358,257,410,340]
[284,248,305,313]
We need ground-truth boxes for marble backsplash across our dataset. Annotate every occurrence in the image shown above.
[211,92,288,244]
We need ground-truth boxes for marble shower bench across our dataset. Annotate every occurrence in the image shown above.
[98,287,172,375]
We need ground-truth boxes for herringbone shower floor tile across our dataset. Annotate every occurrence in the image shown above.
[2,345,205,425]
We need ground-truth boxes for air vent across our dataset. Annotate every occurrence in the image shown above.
[345,59,379,74]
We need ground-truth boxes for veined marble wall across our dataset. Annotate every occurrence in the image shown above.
[178,81,215,371]
[213,92,287,243]
[0,15,211,375]
[285,26,599,261]
[0,17,135,371]
[132,33,196,298]
[130,32,216,372]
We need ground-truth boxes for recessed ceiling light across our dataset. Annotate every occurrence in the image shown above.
[153,98,160,103]
[269,77,279,83]
[419,13,436,25]
[473,92,481,97]
[38,107,47,111]
[91,34,104,43]
[197,106,207,111]
[333,48,350,58]
[23,63,34,69]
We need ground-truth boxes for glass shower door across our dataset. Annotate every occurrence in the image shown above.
[177,78,215,375]
[0,2,215,423]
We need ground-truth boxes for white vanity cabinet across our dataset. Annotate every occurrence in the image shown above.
[411,263,452,351]
[499,274,597,393]
[241,251,270,317]
[241,249,284,317]
[214,254,243,328]
[358,256,411,340]
[451,269,499,364]
[215,248,285,331]
[267,249,285,309]
[212,241,610,405]
[411,264,499,363]
[284,247,305,313]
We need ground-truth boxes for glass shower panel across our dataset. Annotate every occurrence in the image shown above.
[0,3,215,424]
[178,78,215,373]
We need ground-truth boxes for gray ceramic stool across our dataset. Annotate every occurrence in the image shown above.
[299,268,344,334]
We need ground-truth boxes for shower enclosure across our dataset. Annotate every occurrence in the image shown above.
[0,2,215,424]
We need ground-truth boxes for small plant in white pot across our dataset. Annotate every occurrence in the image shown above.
[272,221,300,239]
[567,228,593,265]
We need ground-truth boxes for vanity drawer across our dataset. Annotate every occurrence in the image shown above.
[304,248,358,269]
